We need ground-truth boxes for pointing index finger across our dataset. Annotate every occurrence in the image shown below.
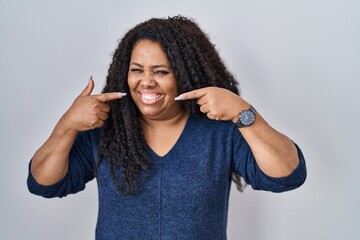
[175,89,207,101]
[95,92,127,102]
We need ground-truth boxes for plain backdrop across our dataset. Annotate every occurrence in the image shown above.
[1,0,359,239]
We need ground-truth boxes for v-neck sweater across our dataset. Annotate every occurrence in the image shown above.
[27,114,306,240]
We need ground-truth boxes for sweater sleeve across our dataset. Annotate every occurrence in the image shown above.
[232,129,307,193]
[27,130,98,198]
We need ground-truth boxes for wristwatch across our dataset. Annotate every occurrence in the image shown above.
[235,105,257,128]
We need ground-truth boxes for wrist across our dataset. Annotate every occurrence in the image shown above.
[234,105,257,128]
[55,115,79,138]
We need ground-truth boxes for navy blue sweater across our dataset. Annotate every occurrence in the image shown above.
[27,114,306,239]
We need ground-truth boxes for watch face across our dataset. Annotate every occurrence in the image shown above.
[239,110,255,126]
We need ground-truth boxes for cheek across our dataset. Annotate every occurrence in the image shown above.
[127,77,139,101]
[168,81,179,97]
[170,87,179,97]
[127,75,138,90]
[159,78,178,96]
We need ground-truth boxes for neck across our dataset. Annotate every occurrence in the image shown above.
[140,108,190,130]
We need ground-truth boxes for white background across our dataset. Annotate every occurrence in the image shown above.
[1,0,359,239]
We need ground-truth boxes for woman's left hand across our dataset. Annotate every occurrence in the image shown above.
[176,87,301,178]
[175,87,249,122]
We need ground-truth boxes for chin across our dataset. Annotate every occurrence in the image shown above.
[138,107,163,118]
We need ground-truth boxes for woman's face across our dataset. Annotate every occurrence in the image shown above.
[128,39,183,120]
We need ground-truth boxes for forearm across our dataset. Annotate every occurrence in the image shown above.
[240,114,300,178]
[30,119,78,186]
[30,79,123,186]
[175,87,301,178]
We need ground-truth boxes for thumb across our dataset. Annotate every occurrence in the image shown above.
[80,77,95,96]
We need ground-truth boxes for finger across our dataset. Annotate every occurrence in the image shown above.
[91,120,105,130]
[80,77,95,97]
[199,104,210,113]
[99,103,110,113]
[175,89,207,101]
[88,117,106,130]
[196,97,207,105]
[97,112,108,121]
[95,92,127,103]
[207,112,217,120]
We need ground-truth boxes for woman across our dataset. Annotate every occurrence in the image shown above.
[27,16,306,239]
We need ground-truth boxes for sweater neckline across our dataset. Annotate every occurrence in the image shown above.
[147,113,194,159]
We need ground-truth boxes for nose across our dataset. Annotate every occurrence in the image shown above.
[140,71,156,87]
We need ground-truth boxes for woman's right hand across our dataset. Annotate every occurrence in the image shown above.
[29,78,126,185]
[60,78,126,133]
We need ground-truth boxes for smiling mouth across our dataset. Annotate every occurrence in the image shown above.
[141,94,162,100]
[139,93,164,104]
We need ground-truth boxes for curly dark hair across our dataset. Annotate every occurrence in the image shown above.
[96,15,241,195]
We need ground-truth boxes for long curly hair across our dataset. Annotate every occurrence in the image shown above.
[96,15,241,195]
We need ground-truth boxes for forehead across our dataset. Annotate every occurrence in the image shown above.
[131,39,168,61]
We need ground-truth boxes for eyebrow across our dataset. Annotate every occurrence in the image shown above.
[130,62,171,69]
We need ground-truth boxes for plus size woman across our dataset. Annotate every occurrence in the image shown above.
[27,16,306,239]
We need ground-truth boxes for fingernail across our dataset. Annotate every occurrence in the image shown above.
[119,92,127,97]
[174,95,182,101]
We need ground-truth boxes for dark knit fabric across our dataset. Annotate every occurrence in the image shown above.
[27,113,306,239]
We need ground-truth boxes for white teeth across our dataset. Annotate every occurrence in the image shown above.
[141,94,161,100]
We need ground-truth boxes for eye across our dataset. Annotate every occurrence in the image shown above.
[130,68,143,73]
[154,70,170,76]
